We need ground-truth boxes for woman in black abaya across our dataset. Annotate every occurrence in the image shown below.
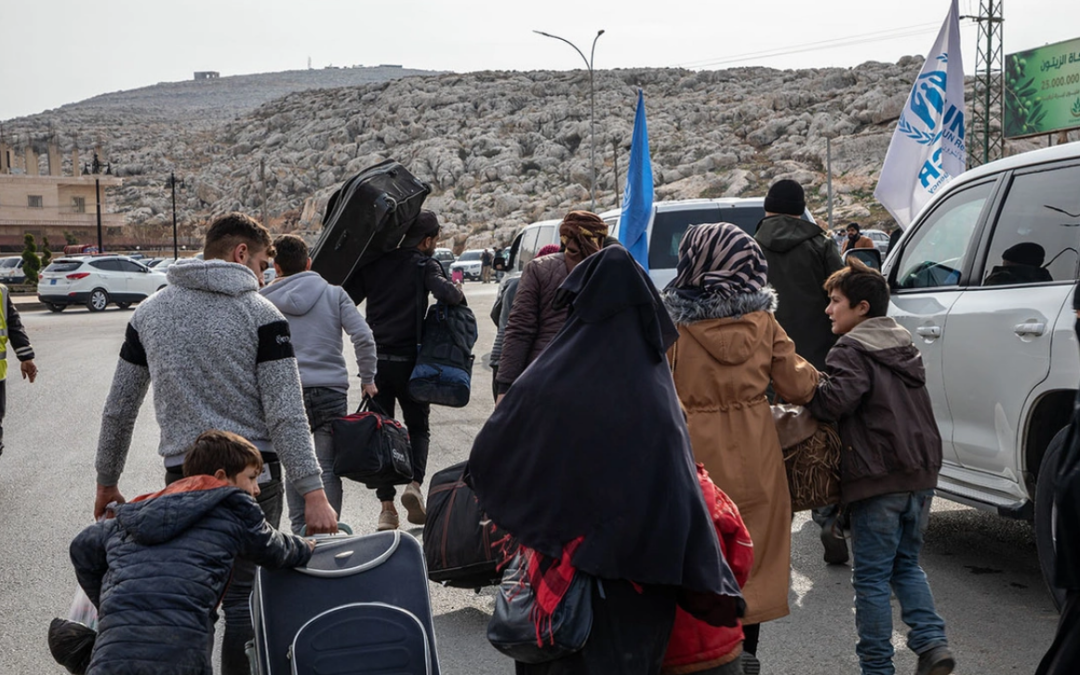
[468,247,744,675]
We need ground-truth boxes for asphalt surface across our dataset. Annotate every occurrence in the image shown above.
[0,281,1062,674]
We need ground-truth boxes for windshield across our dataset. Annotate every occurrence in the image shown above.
[0,259,19,268]
[44,261,83,273]
[458,251,482,261]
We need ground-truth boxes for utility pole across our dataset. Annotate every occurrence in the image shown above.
[963,1,1005,167]
[612,138,620,203]
[826,137,834,230]
[259,158,268,228]
[167,172,183,260]
[95,178,103,253]
[534,29,605,211]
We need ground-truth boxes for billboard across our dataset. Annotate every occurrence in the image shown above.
[1004,37,1080,139]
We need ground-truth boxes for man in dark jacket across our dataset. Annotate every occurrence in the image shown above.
[754,179,847,564]
[71,431,313,675]
[807,260,953,675]
[345,210,464,531]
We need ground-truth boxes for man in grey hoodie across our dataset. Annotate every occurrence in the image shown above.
[262,234,378,534]
[94,213,337,675]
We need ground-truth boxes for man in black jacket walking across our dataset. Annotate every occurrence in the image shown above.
[754,179,848,565]
[345,210,464,531]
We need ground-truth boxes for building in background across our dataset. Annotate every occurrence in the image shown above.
[0,138,122,252]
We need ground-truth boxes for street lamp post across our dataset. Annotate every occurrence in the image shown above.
[534,29,604,211]
[166,172,184,260]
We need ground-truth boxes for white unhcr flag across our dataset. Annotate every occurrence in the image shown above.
[874,0,966,229]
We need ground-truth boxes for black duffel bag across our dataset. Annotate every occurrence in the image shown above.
[423,461,508,588]
[332,396,412,489]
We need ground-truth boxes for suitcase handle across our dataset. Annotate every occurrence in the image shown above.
[296,530,403,577]
[298,522,354,537]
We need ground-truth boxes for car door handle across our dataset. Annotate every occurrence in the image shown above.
[1014,322,1046,337]
[916,326,942,338]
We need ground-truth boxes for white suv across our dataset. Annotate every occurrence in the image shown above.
[883,142,1080,604]
[606,198,817,287]
[38,256,168,312]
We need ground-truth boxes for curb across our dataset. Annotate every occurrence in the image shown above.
[14,302,46,312]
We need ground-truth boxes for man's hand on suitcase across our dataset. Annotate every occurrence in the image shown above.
[95,484,126,520]
[303,489,339,534]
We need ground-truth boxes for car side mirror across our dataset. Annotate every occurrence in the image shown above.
[845,248,882,271]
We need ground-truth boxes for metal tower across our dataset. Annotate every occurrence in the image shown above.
[965,0,1005,167]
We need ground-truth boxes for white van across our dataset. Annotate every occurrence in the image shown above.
[606,198,817,288]
[881,141,1080,605]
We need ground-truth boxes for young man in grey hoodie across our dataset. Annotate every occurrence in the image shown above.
[262,234,378,533]
[94,213,337,675]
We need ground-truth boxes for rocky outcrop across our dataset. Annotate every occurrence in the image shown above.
[5,60,1068,250]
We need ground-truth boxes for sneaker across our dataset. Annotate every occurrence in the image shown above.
[401,482,427,525]
[821,516,849,565]
[741,652,761,675]
[915,646,955,675]
[377,505,399,532]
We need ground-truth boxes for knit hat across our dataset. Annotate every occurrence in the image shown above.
[764,179,806,216]
[409,210,440,240]
[537,244,561,258]
[1002,242,1045,267]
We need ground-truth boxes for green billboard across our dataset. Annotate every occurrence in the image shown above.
[1005,37,1080,139]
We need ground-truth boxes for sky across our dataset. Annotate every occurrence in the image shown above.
[2,0,1078,121]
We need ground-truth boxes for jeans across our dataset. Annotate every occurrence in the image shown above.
[373,358,430,501]
[285,387,348,534]
[166,462,284,675]
[848,489,948,675]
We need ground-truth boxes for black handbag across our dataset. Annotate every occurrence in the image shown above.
[331,396,412,489]
[486,552,594,664]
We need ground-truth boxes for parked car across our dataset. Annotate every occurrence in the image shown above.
[146,257,177,269]
[606,198,817,288]
[433,248,456,276]
[38,256,168,312]
[0,257,26,285]
[498,220,562,279]
[882,142,1080,607]
[861,228,892,255]
[450,249,485,281]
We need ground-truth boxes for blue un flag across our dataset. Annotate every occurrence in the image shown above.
[620,89,653,271]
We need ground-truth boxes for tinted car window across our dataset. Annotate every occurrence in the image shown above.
[89,259,119,271]
[980,163,1080,287]
[518,228,541,269]
[117,260,147,273]
[895,182,993,290]
[458,251,482,262]
[0,259,19,269]
[648,207,721,270]
[45,261,84,273]
[718,206,767,235]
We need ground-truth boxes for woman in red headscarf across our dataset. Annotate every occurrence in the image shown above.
[495,211,608,403]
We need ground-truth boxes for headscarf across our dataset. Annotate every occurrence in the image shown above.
[468,246,744,626]
[559,211,608,268]
[667,222,768,299]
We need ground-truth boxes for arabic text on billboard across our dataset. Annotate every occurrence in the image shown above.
[1005,37,1080,139]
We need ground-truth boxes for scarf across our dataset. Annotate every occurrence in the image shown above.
[559,211,608,268]
[666,222,768,300]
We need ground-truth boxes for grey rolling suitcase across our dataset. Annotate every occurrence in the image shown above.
[250,530,440,675]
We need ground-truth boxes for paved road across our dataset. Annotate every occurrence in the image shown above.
[0,281,1061,674]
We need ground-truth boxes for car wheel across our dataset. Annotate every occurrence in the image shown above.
[87,288,110,312]
[45,302,65,313]
[116,302,132,310]
[1036,425,1070,611]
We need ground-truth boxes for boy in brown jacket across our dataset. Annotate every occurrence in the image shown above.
[806,259,954,675]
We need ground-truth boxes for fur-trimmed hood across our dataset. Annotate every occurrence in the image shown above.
[662,287,778,325]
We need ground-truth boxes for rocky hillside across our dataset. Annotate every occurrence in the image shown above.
[4,60,1062,250]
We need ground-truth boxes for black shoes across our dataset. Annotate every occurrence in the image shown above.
[915,646,956,675]
[741,652,761,675]
[821,517,849,565]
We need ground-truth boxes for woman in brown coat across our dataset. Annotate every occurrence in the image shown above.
[662,222,819,672]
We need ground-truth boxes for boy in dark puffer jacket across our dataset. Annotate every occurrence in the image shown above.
[69,431,315,675]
